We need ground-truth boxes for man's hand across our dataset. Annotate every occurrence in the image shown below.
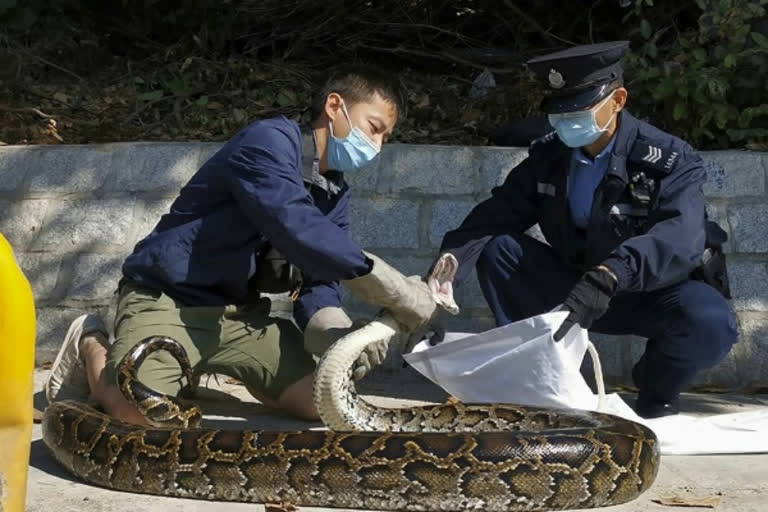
[553,266,618,341]
[304,307,393,381]
[304,307,355,356]
[342,252,438,333]
[401,253,460,362]
[351,337,390,380]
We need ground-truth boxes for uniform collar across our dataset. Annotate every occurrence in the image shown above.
[573,135,616,165]
[301,128,343,195]
[604,110,639,183]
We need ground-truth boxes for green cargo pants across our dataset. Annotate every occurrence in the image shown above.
[105,282,316,400]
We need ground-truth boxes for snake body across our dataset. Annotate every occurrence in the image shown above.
[42,256,660,510]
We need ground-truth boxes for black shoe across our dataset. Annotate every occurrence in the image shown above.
[634,395,680,419]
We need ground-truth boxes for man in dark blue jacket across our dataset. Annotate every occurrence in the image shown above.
[46,67,439,423]
[437,42,738,418]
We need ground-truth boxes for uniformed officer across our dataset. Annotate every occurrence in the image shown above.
[436,41,738,418]
[45,66,439,423]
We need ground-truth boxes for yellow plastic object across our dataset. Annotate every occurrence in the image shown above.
[0,233,36,512]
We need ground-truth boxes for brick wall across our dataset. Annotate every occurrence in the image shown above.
[1,142,766,388]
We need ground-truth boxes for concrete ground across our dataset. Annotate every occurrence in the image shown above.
[27,367,768,512]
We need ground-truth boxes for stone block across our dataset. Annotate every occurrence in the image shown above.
[197,143,224,166]
[69,254,123,300]
[27,145,113,193]
[16,252,62,301]
[706,202,732,253]
[478,147,529,192]
[35,306,110,365]
[456,269,486,309]
[728,204,768,253]
[341,290,378,321]
[589,333,633,381]
[0,146,37,192]
[728,260,768,311]
[701,151,765,198]
[468,315,496,333]
[32,198,135,252]
[732,312,768,385]
[448,313,495,334]
[428,199,476,247]
[377,144,476,195]
[348,198,420,249]
[0,199,49,250]
[342,157,380,192]
[695,312,768,388]
[580,333,647,390]
[105,143,202,193]
[384,254,435,277]
[130,198,177,247]
[692,343,742,389]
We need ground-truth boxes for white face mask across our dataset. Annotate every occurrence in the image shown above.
[547,92,617,148]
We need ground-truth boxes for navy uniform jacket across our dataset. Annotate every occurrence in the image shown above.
[441,111,720,293]
[122,116,371,329]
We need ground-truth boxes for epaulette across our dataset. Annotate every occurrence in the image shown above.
[530,130,558,148]
[629,139,680,174]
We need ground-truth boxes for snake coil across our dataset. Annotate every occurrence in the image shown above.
[42,255,659,510]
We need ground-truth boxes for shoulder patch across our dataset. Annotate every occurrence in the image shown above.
[629,141,679,173]
[530,130,557,147]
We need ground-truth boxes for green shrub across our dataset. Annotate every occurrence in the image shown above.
[2,1,765,149]
[625,0,768,150]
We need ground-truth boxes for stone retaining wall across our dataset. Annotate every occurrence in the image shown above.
[1,142,766,388]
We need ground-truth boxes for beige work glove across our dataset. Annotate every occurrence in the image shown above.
[303,306,389,380]
[342,252,438,334]
[402,252,461,355]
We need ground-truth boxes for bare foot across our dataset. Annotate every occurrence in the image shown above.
[80,335,147,425]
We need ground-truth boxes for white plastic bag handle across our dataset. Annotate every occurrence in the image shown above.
[586,340,606,412]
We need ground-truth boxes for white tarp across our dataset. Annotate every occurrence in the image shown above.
[403,310,768,455]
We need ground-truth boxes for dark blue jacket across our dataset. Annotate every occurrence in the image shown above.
[441,111,719,293]
[122,116,371,329]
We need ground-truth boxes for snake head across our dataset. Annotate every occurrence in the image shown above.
[428,253,460,315]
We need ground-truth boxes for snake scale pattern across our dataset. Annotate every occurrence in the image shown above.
[42,255,660,511]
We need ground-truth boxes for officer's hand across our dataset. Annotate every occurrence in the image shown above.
[400,312,446,363]
[553,266,618,342]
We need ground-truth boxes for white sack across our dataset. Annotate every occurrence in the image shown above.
[403,310,768,455]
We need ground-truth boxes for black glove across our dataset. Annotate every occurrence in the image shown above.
[401,312,448,368]
[553,266,618,342]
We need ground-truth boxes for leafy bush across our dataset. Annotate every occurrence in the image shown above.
[625,0,768,150]
[0,0,72,31]
[1,0,766,149]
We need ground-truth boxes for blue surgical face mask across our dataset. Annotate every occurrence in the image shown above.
[327,102,381,172]
[548,93,616,148]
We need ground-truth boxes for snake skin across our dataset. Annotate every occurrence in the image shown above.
[42,255,660,510]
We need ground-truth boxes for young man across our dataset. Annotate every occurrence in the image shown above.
[45,66,438,423]
[436,41,738,418]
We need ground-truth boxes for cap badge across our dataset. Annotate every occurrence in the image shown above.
[548,68,565,89]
